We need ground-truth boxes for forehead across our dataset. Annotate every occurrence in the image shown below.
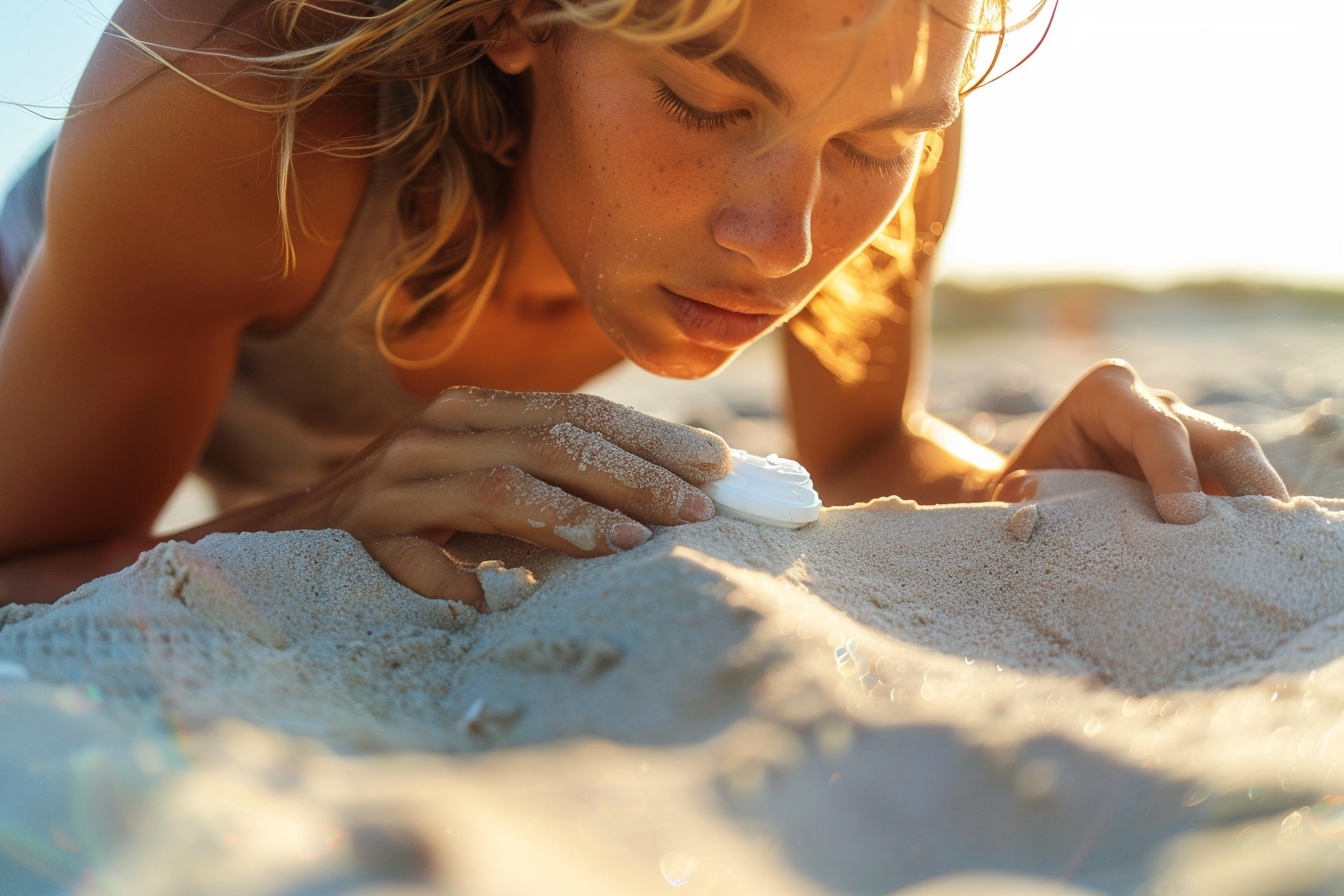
[712,0,978,114]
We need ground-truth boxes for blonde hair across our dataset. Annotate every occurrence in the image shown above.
[127,0,1025,377]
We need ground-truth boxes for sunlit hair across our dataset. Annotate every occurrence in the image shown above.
[116,0,1030,377]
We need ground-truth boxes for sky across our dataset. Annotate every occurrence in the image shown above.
[2,0,1342,290]
[936,0,1344,290]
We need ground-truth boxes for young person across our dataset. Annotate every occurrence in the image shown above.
[0,0,1288,607]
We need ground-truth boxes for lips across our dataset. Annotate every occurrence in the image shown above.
[658,286,785,349]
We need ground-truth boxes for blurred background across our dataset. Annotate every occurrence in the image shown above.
[4,0,1342,288]
[2,0,1342,523]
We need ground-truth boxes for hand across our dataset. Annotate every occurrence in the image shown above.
[987,359,1289,523]
[267,387,730,608]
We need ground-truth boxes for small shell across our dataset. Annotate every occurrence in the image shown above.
[1007,504,1039,543]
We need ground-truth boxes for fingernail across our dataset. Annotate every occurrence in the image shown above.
[1155,491,1208,525]
[608,520,652,550]
[677,490,715,523]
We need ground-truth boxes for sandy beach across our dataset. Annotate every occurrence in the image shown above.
[4,289,1344,895]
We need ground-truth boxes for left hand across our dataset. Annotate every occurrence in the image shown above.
[987,359,1290,523]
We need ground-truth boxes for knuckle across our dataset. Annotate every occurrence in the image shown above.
[1092,357,1136,378]
[1149,388,1181,406]
[380,424,439,466]
[429,385,494,423]
[1152,410,1190,437]
[397,422,442,444]
[647,478,692,509]
[523,425,582,468]
[514,390,567,422]
[1079,359,1138,397]
[473,464,526,505]
[566,392,620,425]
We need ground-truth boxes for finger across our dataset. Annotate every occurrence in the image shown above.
[462,422,715,525]
[372,465,653,558]
[1163,400,1291,501]
[364,535,486,610]
[566,395,731,484]
[1209,443,1290,500]
[991,470,1039,504]
[426,388,731,484]
[519,421,716,524]
[1087,369,1208,524]
[1124,406,1210,524]
[376,422,714,526]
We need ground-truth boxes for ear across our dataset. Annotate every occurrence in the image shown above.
[481,0,538,76]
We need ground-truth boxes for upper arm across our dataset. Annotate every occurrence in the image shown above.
[0,1,373,554]
[785,117,963,481]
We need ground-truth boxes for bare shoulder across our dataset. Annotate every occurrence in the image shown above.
[0,1,378,554]
[48,0,376,330]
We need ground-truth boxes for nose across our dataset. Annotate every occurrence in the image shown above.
[712,142,819,278]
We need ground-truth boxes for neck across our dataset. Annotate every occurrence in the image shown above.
[494,164,584,317]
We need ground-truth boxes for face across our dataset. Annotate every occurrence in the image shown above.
[500,0,976,379]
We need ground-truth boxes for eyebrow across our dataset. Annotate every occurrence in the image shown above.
[669,41,794,113]
[853,99,962,133]
[669,41,961,133]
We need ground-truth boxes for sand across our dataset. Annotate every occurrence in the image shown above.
[3,468,1344,895]
[5,301,1344,894]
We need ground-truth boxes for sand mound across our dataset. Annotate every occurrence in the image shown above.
[3,470,1342,750]
[4,470,1344,895]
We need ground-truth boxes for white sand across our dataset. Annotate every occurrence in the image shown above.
[3,469,1344,895]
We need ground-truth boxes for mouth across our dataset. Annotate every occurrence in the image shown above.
[658,286,785,350]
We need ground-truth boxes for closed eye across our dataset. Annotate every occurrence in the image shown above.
[653,82,752,132]
[836,135,926,182]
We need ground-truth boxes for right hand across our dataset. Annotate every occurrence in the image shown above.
[982,360,1289,521]
[268,387,731,608]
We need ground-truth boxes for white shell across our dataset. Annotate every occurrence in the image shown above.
[702,449,822,529]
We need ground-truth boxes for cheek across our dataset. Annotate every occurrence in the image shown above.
[526,75,723,286]
[812,171,912,270]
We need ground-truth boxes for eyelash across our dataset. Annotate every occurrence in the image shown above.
[653,82,750,131]
[652,81,925,182]
[837,139,923,183]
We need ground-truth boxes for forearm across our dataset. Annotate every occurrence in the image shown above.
[809,410,1004,507]
[0,537,158,605]
[0,490,301,606]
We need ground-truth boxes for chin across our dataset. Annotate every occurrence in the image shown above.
[622,340,744,381]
